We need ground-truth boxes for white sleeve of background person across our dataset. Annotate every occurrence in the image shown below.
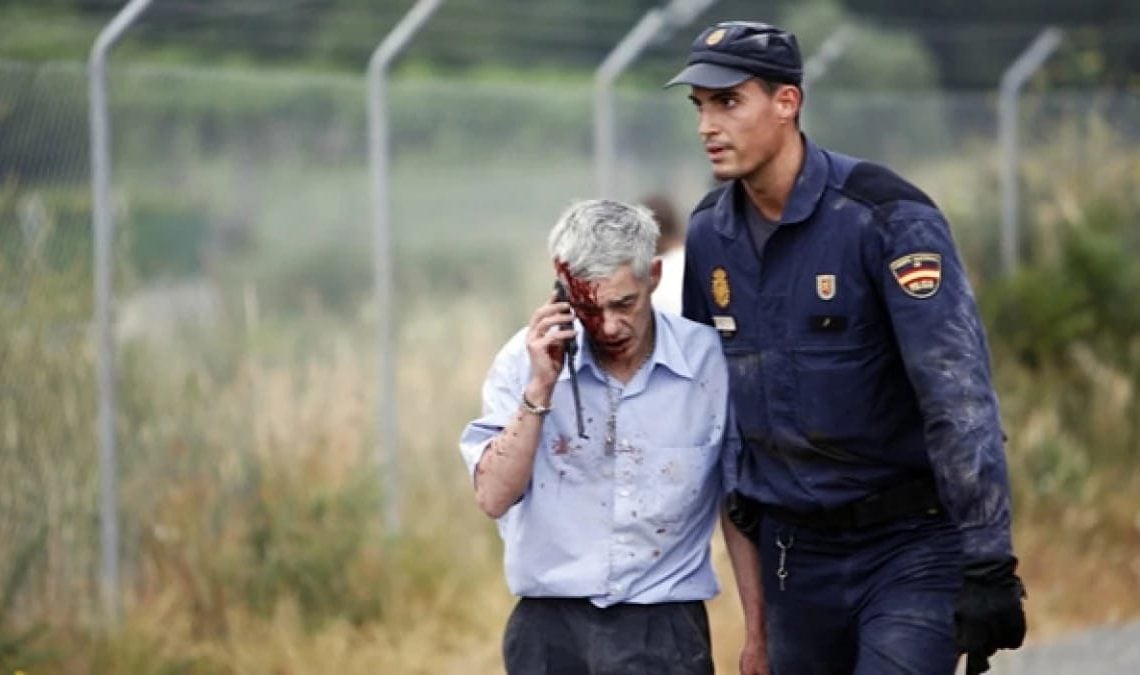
[651,248,685,314]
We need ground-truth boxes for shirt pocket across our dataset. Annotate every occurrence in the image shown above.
[644,441,718,526]
[790,342,883,444]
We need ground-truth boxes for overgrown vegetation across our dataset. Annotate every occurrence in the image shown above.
[3,78,1139,673]
[974,115,1140,635]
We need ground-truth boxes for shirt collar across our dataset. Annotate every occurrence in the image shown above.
[558,310,694,385]
[713,134,829,239]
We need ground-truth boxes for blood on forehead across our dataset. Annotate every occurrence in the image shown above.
[555,260,597,304]
[555,259,603,336]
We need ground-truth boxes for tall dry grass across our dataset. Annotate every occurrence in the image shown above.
[6,274,1134,674]
[95,290,524,675]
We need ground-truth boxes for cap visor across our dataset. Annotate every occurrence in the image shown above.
[664,62,752,89]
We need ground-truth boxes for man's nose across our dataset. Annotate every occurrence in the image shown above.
[602,311,623,336]
[698,109,716,137]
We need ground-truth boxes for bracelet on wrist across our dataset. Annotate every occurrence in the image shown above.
[520,393,552,416]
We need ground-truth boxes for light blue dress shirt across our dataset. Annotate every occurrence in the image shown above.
[459,310,739,608]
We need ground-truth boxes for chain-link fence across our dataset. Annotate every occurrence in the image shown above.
[3,55,1139,627]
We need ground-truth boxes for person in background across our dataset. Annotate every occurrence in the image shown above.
[643,193,686,314]
[458,198,766,675]
[666,20,1026,675]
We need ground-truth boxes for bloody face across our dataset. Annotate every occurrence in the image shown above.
[555,260,656,366]
[555,259,602,337]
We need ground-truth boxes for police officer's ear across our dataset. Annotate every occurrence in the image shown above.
[772,84,801,125]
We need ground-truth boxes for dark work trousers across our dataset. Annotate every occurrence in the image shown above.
[503,596,713,675]
[760,513,962,675]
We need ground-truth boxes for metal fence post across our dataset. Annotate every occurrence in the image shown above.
[999,27,1063,275]
[594,0,717,197]
[802,26,854,91]
[368,0,443,534]
[800,25,854,136]
[88,0,153,626]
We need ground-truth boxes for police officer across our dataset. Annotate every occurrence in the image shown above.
[666,21,1026,675]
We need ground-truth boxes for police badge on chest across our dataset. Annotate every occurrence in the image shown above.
[710,266,737,338]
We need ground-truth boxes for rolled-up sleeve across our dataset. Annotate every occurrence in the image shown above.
[720,400,743,496]
[458,328,529,479]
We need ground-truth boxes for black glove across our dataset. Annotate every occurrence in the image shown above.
[954,556,1027,675]
[726,491,762,539]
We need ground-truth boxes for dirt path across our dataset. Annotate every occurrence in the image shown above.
[983,621,1140,674]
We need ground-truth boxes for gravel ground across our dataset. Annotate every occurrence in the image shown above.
[979,621,1140,674]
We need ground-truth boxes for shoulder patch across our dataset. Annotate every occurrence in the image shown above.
[843,162,935,212]
[890,252,942,299]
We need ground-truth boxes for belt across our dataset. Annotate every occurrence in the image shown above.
[764,476,944,531]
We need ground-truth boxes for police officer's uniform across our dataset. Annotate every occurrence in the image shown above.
[669,20,1025,675]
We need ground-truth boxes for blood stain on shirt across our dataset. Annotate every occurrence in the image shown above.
[552,435,573,455]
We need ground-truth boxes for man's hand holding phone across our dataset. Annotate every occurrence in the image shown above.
[524,285,576,403]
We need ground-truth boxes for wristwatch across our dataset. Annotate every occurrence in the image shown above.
[520,393,552,416]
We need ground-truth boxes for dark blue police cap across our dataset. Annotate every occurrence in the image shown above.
[666,21,803,89]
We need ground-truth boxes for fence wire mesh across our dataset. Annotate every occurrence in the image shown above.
[2,56,1139,623]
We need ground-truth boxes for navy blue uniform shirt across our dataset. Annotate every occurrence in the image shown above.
[682,136,1013,563]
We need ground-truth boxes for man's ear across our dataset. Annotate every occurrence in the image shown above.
[649,257,663,293]
[775,84,801,124]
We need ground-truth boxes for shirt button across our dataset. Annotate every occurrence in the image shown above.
[618,488,630,498]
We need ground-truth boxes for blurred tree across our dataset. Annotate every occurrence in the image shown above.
[127,0,331,63]
[783,0,938,89]
[309,0,664,71]
[0,0,1135,86]
[842,0,1140,87]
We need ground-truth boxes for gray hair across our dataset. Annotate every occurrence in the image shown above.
[547,199,660,280]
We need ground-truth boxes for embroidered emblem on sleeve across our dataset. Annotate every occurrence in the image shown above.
[816,274,836,300]
[889,253,942,299]
[711,266,731,308]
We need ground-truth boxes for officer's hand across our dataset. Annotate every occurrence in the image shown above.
[739,638,769,675]
[954,556,1027,674]
[525,293,576,390]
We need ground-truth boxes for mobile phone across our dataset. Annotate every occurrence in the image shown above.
[554,279,587,438]
[553,280,578,357]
